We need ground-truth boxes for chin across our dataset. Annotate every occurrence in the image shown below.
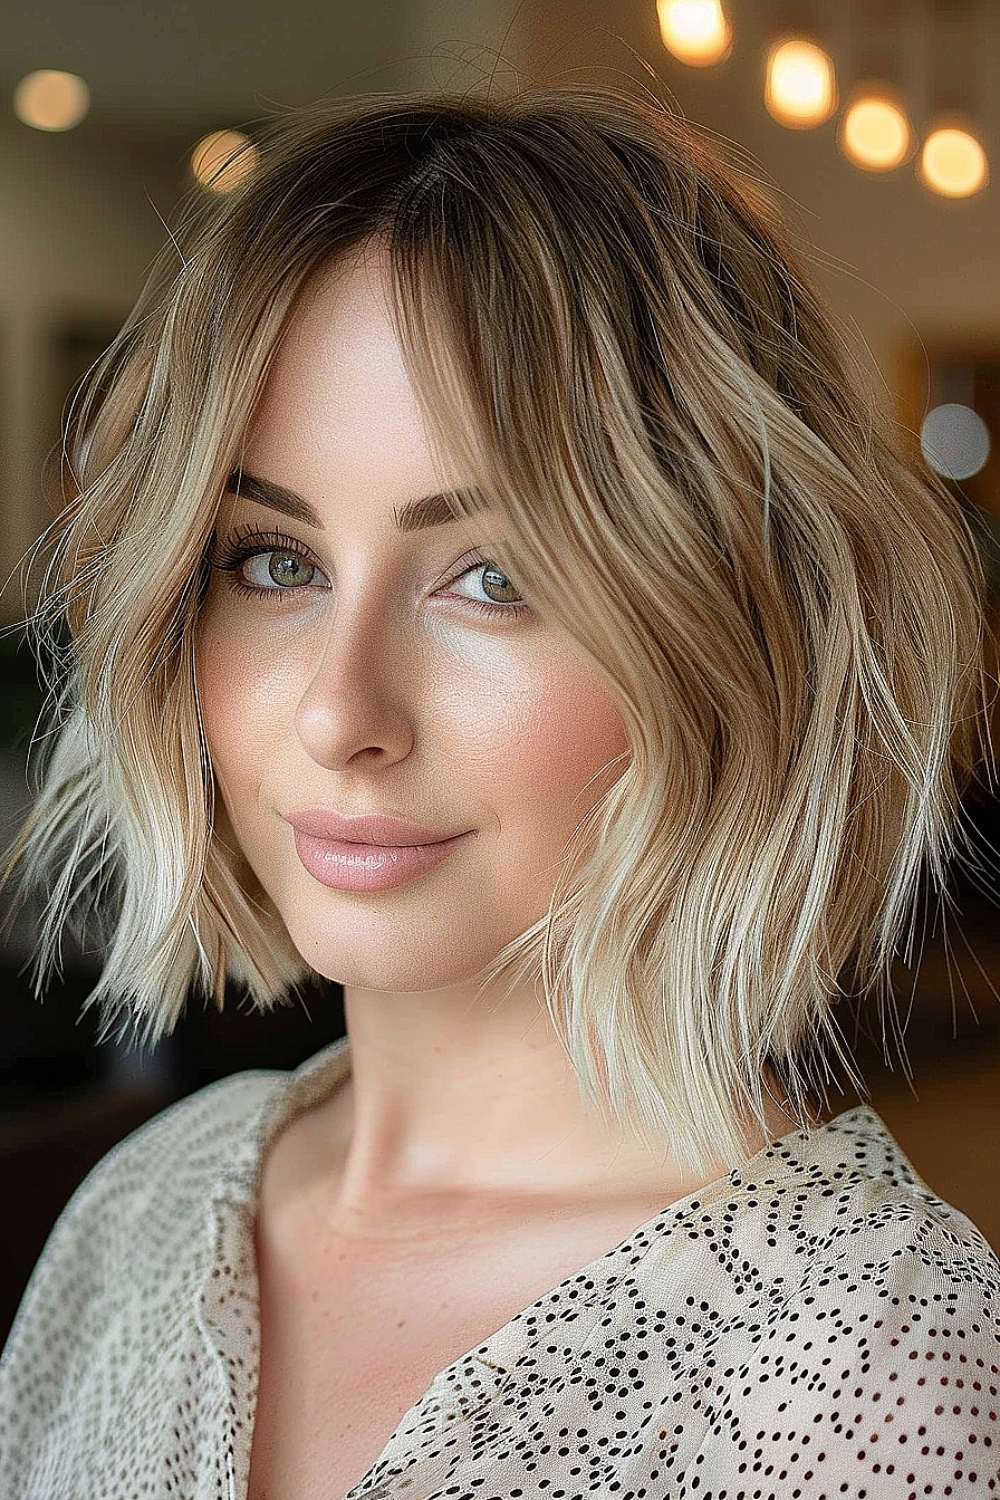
[281,913,498,996]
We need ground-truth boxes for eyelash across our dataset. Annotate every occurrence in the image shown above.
[207,524,531,621]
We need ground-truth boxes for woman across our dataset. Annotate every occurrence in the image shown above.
[0,84,998,1499]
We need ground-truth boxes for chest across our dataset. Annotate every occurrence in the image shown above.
[244,1189,673,1500]
[245,1227,515,1500]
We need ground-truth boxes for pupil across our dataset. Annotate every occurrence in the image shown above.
[271,554,303,584]
[484,565,513,599]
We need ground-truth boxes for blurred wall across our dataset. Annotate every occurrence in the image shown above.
[0,121,187,620]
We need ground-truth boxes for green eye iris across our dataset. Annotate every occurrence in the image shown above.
[228,549,318,590]
[263,552,315,588]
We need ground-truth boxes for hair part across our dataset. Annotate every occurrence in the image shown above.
[2,83,996,1170]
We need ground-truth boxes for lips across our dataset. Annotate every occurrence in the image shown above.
[281,807,469,847]
[289,826,473,892]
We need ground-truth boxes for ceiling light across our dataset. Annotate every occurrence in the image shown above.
[13,70,90,132]
[839,84,911,171]
[656,0,733,66]
[919,118,989,199]
[765,37,838,129]
[190,130,258,194]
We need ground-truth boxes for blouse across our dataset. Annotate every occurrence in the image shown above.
[1,1031,998,1499]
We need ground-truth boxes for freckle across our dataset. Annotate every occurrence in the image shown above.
[397,1319,407,1328]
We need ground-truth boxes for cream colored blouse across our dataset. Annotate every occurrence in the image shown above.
[1,1032,998,1499]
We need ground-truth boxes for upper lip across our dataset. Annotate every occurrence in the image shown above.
[282,808,470,846]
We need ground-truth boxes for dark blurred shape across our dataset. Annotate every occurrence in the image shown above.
[0,1083,163,1352]
[167,972,346,1096]
[0,971,345,1348]
[2,961,105,1106]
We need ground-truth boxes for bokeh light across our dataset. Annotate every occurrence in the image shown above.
[190,130,258,193]
[920,403,991,480]
[13,70,90,132]
[919,125,989,199]
[765,38,837,129]
[657,0,732,67]
[839,90,911,171]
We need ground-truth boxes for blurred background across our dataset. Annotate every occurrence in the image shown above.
[1,0,999,1346]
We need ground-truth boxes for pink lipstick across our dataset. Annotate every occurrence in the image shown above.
[282,808,474,892]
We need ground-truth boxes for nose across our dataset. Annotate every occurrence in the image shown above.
[293,595,416,771]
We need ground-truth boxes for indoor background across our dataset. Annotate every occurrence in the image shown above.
[1,0,998,1346]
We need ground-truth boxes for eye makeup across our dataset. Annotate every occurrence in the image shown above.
[207,523,530,620]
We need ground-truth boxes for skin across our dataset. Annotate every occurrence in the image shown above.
[195,238,777,1241]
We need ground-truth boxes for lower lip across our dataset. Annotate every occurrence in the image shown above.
[291,829,472,891]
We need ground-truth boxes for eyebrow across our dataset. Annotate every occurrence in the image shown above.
[225,467,489,533]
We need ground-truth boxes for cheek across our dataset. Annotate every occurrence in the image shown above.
[533,675,631,815]
[193,607,288,781]
[194,612,240,772]
[451,647,631,821]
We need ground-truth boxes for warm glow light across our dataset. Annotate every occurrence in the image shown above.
[190,130,258,193]
[656,0,732,66]
[13,70,90,132]
[765,38,837,129]
[839,90,911,171]
[919,125,989,199]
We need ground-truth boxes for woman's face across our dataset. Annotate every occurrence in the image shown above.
[195,243,631,996]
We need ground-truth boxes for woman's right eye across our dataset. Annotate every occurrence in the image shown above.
[208,526,330,602]
[240,550,325,592]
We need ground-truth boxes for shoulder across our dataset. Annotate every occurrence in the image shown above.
[15,1066,288,1284]
[0,1068,288,1461]
[676,1103,1000,1339]
[695,1210,1000,1493]
[625,1105,1000,1494]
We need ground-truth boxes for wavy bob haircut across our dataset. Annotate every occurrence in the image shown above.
[2,83,996,1170]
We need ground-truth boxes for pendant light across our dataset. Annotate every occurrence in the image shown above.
[764,8,838,130]
[656,0,733,66]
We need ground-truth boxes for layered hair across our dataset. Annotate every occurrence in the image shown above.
[1,83,995,1168]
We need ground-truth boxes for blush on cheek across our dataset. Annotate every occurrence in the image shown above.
[194,626,238,763]
[462,657,630,840]
[526,668,630,803]
[194,609,280,766]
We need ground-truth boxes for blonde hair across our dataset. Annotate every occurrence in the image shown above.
[2,83,995,1169]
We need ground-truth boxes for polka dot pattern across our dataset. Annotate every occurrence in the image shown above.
[2,1033,998,1498]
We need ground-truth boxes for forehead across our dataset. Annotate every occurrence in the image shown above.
[256,251,415,422]
[236,247,472,528]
